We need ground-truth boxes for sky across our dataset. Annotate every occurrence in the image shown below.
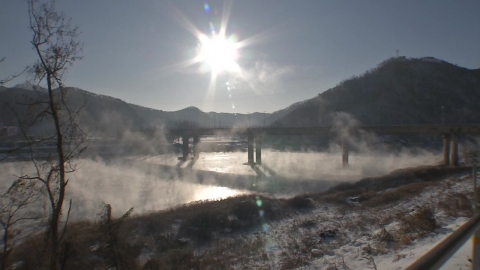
[1,0,480,114]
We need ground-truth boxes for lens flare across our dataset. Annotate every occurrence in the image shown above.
[256,197,263,207]
[209,22,216,35]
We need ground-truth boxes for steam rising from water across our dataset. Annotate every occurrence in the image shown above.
[0,149,441,220]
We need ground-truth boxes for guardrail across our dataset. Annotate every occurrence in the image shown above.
[406,213,480,269]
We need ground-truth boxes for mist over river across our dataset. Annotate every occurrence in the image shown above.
[0,149,441,219]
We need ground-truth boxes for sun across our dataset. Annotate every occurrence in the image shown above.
[197,34,239,73]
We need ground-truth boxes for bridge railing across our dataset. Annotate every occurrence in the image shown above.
[406,213,480,269]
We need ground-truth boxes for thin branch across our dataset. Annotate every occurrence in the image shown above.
[0,57,29,86]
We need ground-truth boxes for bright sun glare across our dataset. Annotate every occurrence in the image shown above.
[198,34,239,73]
[170,1,266,100]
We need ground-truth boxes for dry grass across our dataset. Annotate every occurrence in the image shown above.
[363,182,435,208]
[397,207,438,244]
[438,193,473,217]
[288,196,314,209]
[8,194,293,269]
[6,165,470,269]
[280,252,309,270]
[315,165,470,209]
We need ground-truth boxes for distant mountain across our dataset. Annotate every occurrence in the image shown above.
[0,85,275,137]
[272,57,480,127]
[0,86,146,137]
[130,104,272,128]
[12,83,46,91]
[5,56,472,139]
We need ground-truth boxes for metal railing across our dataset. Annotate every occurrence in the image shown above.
[406,211,480,269]
[408,164,479,269]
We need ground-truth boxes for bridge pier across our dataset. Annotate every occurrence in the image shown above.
[443,135,450,165]
[166,126,475,167]
[182,135,189,161]
[450,134,459,166]
[248,133,254,165]
[193,135,200,159]
[256,136,262,165]
[342,140,349,167]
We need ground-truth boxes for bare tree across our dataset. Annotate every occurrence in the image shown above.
[0,179,42,269]
[11,0,88,269]
[0,57,28,86]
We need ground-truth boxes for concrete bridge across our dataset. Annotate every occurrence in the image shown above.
[168,125,480,166]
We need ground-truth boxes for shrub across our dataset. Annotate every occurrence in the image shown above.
[142,259,160,270]
[232,200,260,220]
[158,248,195,269]
[280,252,309,270]
[180,210,220,244]
[298,219,316,228]
[363,182,433,208]
[288,196,314,209]
[398,207,438,240]
[376,227,395,243]
[438,193,473,217]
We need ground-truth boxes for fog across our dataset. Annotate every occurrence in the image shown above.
[0,147,442,220]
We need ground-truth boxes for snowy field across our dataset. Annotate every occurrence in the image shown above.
[252,173,474,269]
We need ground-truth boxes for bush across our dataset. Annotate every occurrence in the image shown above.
[181,210,220,244]
[232,200,260,220]
[288,196,314,209]
[158,248,195,269]
[363,182,433,208]
[438,193,473,217]
[376,227,395,243]
[398,207,438,239]
[142,259,160,270]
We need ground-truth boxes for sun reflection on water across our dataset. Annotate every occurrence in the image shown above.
[194,186,246,201]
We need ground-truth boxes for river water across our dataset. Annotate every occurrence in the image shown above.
[0,149,440,219]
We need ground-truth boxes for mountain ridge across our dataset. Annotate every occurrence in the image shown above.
[272,56,480,127]
[3,56,479,138]
[0,85,277,137]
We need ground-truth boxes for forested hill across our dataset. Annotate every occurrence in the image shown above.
[272,57,480,127]
[3,57,479,137]
[0,86,271,137]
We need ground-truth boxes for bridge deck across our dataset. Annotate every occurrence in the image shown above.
[167,125,480,137]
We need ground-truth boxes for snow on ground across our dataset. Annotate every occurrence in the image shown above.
[257,172,475,269]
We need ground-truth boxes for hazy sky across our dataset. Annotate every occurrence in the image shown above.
[2,1,480,113]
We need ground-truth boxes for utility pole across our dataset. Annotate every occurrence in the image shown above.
[247,112,250,127]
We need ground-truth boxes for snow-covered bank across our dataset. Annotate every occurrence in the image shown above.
[261,171,474,269]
